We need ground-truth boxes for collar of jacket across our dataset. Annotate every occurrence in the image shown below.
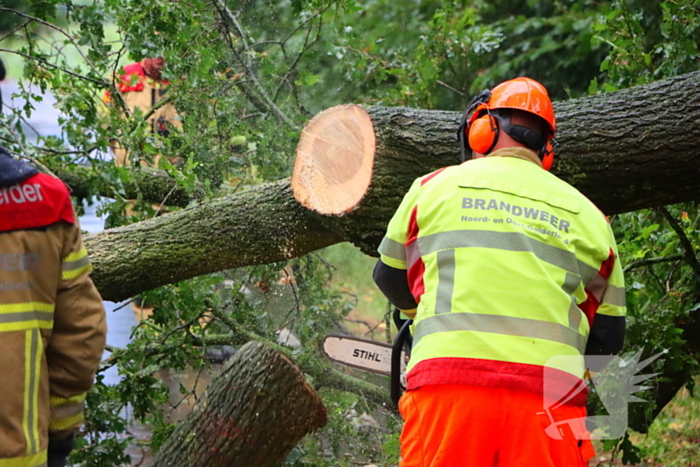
[484,147,543,168]
[0,146,39,187]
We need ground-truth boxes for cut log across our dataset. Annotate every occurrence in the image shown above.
[292,104,376,215]
[151,342,327,467]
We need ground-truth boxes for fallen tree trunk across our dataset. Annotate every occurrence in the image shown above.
[86,70,700,301]
[151,341,327,467]
[87,180,343,302]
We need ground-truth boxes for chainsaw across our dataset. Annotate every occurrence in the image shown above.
[322,309,412,406]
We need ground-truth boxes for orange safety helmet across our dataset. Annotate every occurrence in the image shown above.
[457,77,557,170]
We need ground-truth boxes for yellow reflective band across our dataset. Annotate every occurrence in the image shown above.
[50,393,86,407]
[61,263,92,281]
[48,412,84,432]
[62,247,88,263]
[413,312,586,354]
[0,302,54,313]
[50,393,86,426]
[22,330,41,455]
[30,332,41,455]
[596,303,626,318]
[0,303,54,333]
[418,230,579,273]
[51,402,84,420]
[602,285,626,307]
[62,247,92,279]
[0,450,47,467]
[22,332,31,454]
[62,252,90,272]
[378,237,406,263]
[0,320,53,333]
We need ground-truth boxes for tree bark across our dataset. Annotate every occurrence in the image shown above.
[151,342,327,467]
[87,180,343,302]
[86,70,700,302]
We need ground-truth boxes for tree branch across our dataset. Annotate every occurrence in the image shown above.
[657,206,700,279]
[211,0,297,130]
[624,254,684,273]
[55,166,206,206]
[0,18,32,43]
[0,48,108,86]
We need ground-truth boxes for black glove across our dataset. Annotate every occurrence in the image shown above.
[48,433,75,467]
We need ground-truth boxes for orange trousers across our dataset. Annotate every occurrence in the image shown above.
[398,384,595,467]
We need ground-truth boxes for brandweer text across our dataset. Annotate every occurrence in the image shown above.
[462,197,570,233]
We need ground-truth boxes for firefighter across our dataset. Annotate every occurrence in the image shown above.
[103,57,182,168]
[373,77,626,467]
[102,58,183,318]
[0,145,107,467]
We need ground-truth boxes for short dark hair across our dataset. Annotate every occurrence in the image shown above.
[507,108,551,137]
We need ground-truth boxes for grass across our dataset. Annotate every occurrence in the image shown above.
[591,383,700,466]
[631,384,700,466]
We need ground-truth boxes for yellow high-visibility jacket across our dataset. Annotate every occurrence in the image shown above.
[377,147,625,404]
[0,152,107,466]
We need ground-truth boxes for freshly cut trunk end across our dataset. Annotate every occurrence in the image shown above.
[292,104,376,215]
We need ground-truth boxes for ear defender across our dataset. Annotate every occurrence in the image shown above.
[540,140,556,171]
[468,112,499,155]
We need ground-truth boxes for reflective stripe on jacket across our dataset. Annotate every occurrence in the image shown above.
[0,172,107,464]
[378,147,625,402]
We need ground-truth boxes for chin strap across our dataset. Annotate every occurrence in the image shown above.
[492,111,549,161]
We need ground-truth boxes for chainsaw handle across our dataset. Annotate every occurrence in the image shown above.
[391,316,412,407]
[393,308,412,331]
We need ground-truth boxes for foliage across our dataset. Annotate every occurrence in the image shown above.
[587,0,700,463]
[1,0,700,465]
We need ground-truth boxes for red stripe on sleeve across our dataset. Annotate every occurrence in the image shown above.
[579,248,615,327]
[406,205,425,303]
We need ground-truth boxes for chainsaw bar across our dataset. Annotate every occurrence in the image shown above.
[322,334,406,376]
